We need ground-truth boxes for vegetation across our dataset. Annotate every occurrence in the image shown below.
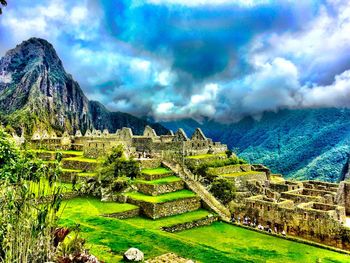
[186,153,226,159]
[141,167,172,175]
[0,128,63,262]
[125,190,196,203]
[134,176,181,185]
[209,178,236,204]
[222,171,264,177]
[188,156,247,184]
[59,197,350,262]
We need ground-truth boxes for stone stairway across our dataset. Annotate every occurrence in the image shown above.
[162,161,231,222]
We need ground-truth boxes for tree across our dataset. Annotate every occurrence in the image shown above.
[0,0,7,15]
[210,178,236,204]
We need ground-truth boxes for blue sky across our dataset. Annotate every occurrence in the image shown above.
[1,0,350,122]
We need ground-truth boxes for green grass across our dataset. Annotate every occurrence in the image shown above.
[186,153,226,159]
[61,168,83,173]
[134,176,181,185]
[221,171,264,177]
[124,209,212,229]
[77,172,97,177]
[28,149,83,156]
[141,167,172,175]
[63,156,101,163]
[125,190,196,203]
[29,178,73,196]
[270,175,285,183]
[59,197,350,263]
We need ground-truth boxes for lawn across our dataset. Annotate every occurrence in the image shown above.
[58,197,350,263]
[124,190,196,203]
[270,175,286,183]
[186,153,226,159]
[28,149,84,156]
[141,167,172,175]
[61,168,83,173]
[77,172,97,177]
[63,156,101,163]
[222,171,264,177]
[134,176,181,185]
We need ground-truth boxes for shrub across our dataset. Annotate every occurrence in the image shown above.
[209,178,236,204]
[0,128,63,262]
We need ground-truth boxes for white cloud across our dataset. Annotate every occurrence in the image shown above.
[301,70,350,108]
[0,72,12,84]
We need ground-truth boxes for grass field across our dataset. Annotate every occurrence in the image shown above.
[134,176,182,185]
[141,167,172,175]
[186,153,226,159]
[28,149,84,156]
[124,190,196,203]
[59,197,350,263]
[222,171,264,177]
[63,156,101,163]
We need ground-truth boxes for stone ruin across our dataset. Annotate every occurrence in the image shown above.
[27,126,228,158]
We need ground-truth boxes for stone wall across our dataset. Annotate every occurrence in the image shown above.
[162,215,219,232]
[126,196,201,219]
[223,172,267,191]
[137,180,184,196]
[62,159,99,172]
[138,159,162,169]
[102,207,140,219]
[208,164,252,175]
[239,195,350,250]
[336,181,350,214]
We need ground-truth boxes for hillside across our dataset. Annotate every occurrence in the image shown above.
[0,38,168,135]
[162,108,350,182]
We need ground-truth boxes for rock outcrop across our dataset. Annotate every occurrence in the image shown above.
[0,38,168,135]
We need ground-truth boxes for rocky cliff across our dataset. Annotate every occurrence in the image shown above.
[0,38,167,135]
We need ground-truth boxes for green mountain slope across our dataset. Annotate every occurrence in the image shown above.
[162,108,350,182]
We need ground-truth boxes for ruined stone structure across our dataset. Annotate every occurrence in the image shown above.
[28,126,227,158]
[228,172,350,250]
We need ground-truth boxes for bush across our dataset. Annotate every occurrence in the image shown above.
[210,178,236,204]
[97,146,141,199]
[188,156,247,185]
[0,128,63,262]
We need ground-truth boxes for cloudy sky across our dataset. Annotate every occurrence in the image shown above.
[1,0,350,122]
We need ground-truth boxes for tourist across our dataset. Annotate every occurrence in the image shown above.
[282,230,286,237]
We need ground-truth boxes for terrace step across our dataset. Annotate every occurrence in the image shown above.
[124,190,201,219]
[162,161,231,222]
[61,168,83,182]
[161,213,219,233]
[62,157,100,172]
[134,176,184,196]
[140,167,174,181]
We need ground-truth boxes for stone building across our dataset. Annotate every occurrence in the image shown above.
[29,126,228,159]
[228,172,350,250]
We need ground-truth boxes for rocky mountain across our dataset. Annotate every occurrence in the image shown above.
[162,108,350,182]
[0,38,168,135]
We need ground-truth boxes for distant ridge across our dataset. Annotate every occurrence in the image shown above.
[162,108,350,182]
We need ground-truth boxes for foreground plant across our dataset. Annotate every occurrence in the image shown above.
[0,128,63,262]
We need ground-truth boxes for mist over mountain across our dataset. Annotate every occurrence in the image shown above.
[0,38,168,135]
[162,108,350,182]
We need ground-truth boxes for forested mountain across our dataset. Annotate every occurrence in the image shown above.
[162,108,350,182]
[0,38,167,135]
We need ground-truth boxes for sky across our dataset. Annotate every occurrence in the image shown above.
[1,0,350,123]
